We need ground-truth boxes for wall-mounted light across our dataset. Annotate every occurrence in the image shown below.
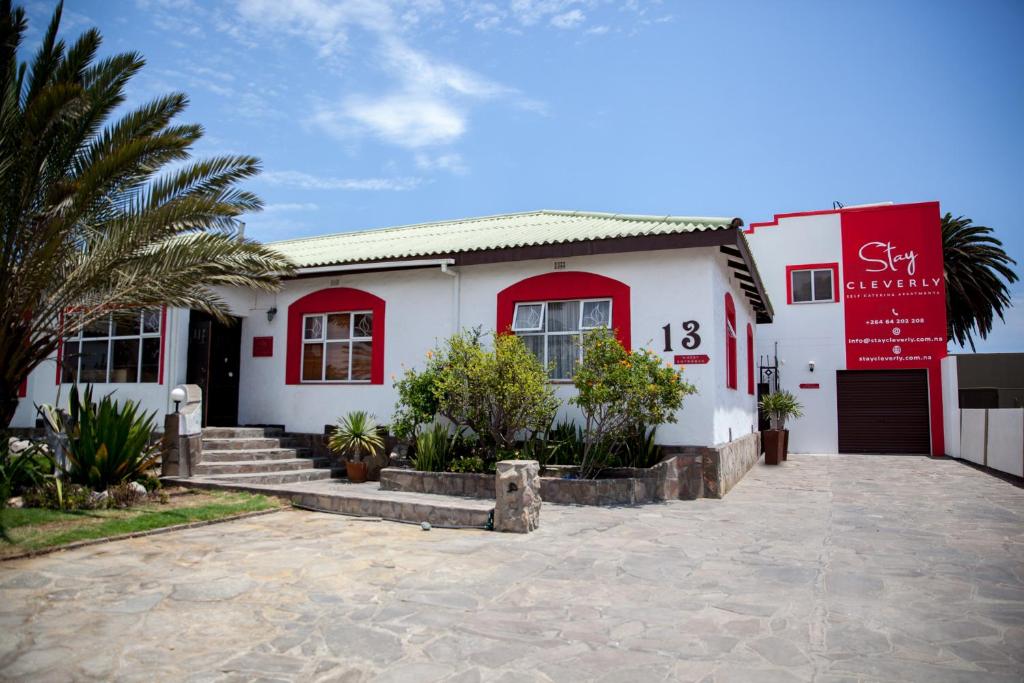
[267,306,277,323]
[808,361,815,373]
[170,386,186,413]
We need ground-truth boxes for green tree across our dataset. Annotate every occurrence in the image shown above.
[0,2,293,428]
[943,213,1018,350]
[572,328,696,477]
[429,329,559,450]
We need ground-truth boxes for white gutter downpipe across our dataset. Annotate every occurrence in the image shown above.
[440,262,460,333]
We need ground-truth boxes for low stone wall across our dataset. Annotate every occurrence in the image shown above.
[670,432,761,499]
[379,468,495,499]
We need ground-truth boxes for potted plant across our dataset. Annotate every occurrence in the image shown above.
[758,391,803,465]
[329,411,384,483]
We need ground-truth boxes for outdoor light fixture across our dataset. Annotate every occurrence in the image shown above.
[267,306,277,323]
[170,386,186,413]
[808,361,815,373]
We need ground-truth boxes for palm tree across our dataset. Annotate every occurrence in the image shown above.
[0,1,294,428]
[943,213,1018,350]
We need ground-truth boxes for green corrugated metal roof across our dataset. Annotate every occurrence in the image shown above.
[269,210,740,268]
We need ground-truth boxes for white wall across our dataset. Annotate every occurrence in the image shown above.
[941,355,961,458]
[710,253,759,445]
[746,213,847,453]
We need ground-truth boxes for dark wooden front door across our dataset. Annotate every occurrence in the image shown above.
[836,369,930,454]
[186,311,241,427]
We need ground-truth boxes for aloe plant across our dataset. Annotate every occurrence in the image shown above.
[329,411,384,463]
[758,391,804,431]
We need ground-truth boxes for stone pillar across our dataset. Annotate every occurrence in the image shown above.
[160,384,203,478]
[494,460,541,533]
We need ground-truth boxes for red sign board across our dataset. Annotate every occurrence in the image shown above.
[253,336,274,357]
[674,354,709,365]
[840,203,947,455]
[799,383,820,389]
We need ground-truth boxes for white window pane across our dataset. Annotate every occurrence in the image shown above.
[548,334,579,379]
[512,303,544,332]
[325,342,349,380]
[581,300,611,329]
[113,311,141,336]
[83,315,110,338]
[302,343,323,381]
[326,313,350,340]
[813,270,834,301]
[304,316,323,340]
[547,301,580,332]
[140,338,160,382]
[142,309,161,334]
[353,313,373,339]
[351,341,372,380]
[519,334,544,366]
[110,339,140,383]
[80,340,109,382]
[791,270,812,303]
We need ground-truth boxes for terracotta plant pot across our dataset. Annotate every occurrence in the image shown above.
[346,461,368,483]
[763,430,785,465]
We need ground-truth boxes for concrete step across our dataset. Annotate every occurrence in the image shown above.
[193,458,327,476]
[201,437,280,450]
[200,448,311,462]
[202,427,267,439]
[194,469,335,485]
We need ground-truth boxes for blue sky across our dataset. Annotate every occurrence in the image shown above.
[28,0,1024,351]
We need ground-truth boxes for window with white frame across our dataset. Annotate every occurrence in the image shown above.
[512,299,611,379]
[302,311,373,382]
[61,310,161,384]
[790,267,835,303]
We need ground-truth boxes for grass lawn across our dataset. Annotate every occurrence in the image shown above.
[0,490,283,558]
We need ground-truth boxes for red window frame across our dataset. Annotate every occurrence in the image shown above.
[786,262,840,305]
[496,271,631,350]
[725,293,737,390]
[286,287,386,385]
[746,323,754,395]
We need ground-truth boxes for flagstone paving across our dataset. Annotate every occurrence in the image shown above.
[1,454,1022,682]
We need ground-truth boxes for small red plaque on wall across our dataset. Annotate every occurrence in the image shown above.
[253,336,273,357]
[674,354,710,365]
[799,383,820,389]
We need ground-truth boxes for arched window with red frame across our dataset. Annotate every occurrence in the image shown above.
[286,287,386,385]
[725,293,737,390]
[746,323,754,395]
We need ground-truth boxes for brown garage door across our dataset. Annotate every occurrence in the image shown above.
[837,370,930,454]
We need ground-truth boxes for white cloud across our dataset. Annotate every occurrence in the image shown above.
[262,202,320,212]
[334,93,466,148]
[415,152,468,174]
[550,9,585,29]
[261,170,423,191]
[585,24,610,35]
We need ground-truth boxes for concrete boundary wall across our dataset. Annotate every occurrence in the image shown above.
[956,408,1023,478]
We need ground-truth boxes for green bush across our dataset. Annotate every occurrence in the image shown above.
[448,456,490,474]
[391,364,441,442]
[615,424,662,469]
[328,411,384,463]
[1,437,51,504]
[572,329,696,477]
[412,423,453,472]
[43,386,159,492]
[22,481,97,511]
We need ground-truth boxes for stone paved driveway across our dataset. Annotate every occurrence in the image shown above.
[2,454,1022,682]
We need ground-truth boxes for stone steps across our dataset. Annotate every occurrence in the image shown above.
[201,437,281,450]
[201,426,268,439]
[193,469,335,485]
[193,458,328,476]
[201,448,312,462]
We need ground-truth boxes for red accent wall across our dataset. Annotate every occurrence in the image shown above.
[286,288,386,385]
[496,271,631,349]
[840,202,946,455]
[724,293,737,389]
[746,323,754,395]
[18,377,27,398]
[785,262,840,304]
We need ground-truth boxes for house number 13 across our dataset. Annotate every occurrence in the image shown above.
[662,321,701,352]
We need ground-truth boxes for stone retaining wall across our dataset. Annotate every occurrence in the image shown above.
[669,431,761,499]
[379,468,496,499]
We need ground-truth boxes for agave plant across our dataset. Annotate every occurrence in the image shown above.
[328,411,384,463]
[942,213,1019,350]
[56,385,159,491]
[411,422,453,473]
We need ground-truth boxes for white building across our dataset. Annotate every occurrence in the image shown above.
[12,211,771,453]
[746,201,948,456]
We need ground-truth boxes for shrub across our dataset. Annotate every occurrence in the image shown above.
[1,437,51,504]
[329,411,384,463]
[449,456,490,474]
[22,481,97,511]
[572,328,696,477]
[431,329,559,450]
[41,386,159,492]
[616,424,662,469]
[412,423,453,472]
[391,365,441,442]
[107,482,146,508]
